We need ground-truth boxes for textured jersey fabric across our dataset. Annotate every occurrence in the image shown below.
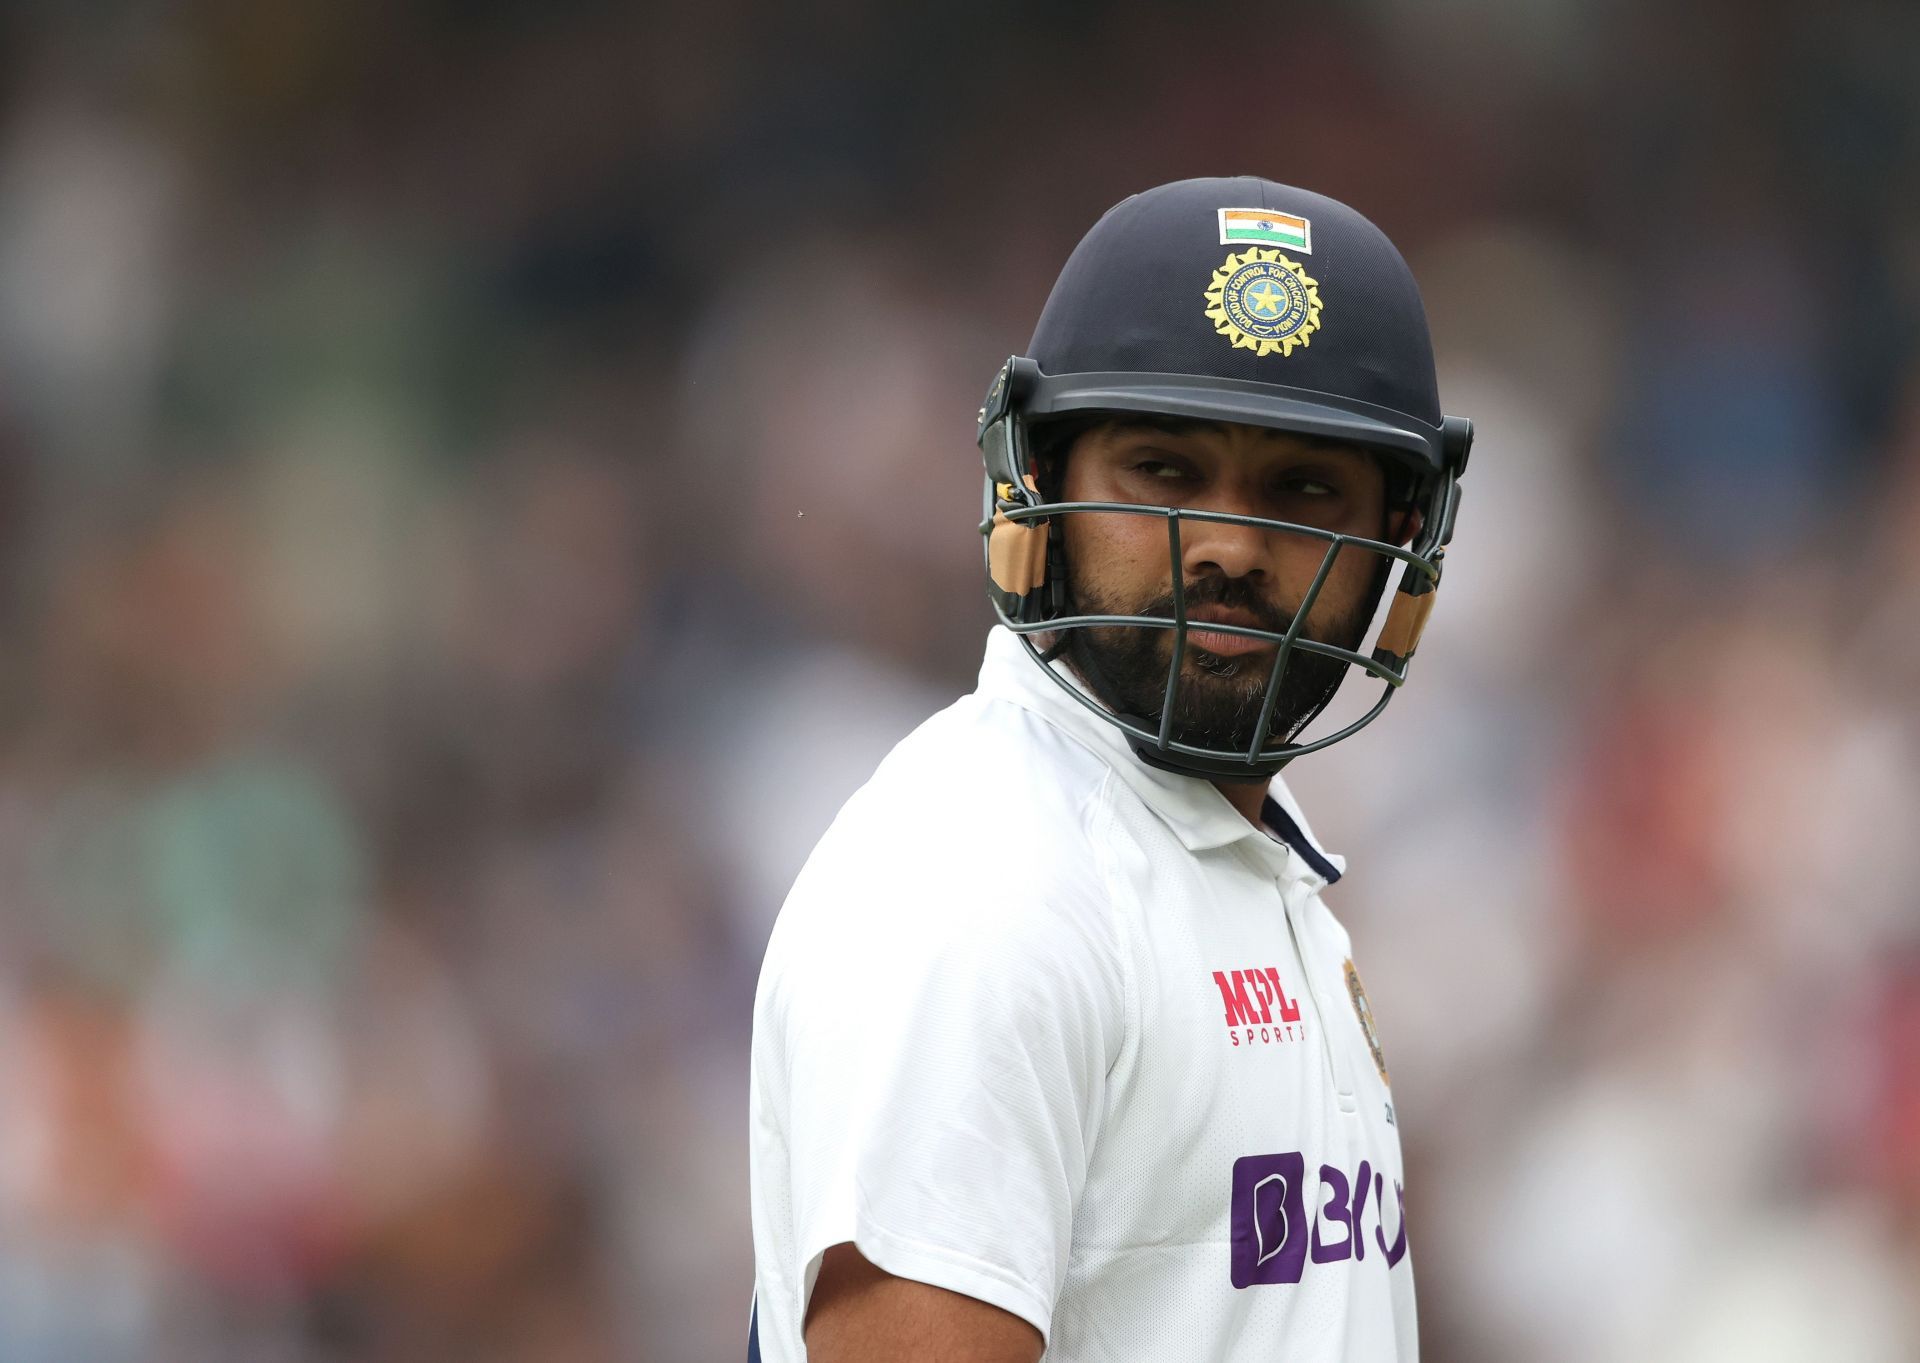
[748,626,1415,1361]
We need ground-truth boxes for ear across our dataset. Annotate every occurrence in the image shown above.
[1387,506,1424,547]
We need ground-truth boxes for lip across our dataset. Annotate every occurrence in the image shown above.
[1184,611,1275,657]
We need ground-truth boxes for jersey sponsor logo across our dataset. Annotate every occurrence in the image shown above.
[1210,967,1304,1046]
[1229,1151,1409,1288]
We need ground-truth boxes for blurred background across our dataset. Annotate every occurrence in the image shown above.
[0,0,1915,1358]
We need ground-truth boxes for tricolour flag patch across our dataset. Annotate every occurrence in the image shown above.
[1218,208,1311,253]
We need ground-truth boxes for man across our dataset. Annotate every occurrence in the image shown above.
[748,177,1473,1361]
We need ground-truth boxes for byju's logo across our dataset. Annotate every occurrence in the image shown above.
[1230,1152,1308,1285]
[1211,968,1303,1046]
[1229,1152,1409,1288]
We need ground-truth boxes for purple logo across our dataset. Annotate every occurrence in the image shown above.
[1230,1152,1308,1286]
[1230,1152,1409,1289]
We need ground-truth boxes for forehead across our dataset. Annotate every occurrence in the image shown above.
[1073,415,1374,465]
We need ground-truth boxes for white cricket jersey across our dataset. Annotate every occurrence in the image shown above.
[748,626,1415,1361]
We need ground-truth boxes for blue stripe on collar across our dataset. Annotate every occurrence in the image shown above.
[1260,795,1342,884]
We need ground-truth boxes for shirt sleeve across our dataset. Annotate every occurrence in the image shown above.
[756,824,1126,1342]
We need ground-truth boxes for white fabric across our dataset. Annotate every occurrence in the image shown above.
[748,627,1416,1361]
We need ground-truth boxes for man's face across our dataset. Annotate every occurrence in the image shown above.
[1055,417,1405,755]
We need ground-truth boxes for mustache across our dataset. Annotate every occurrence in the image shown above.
[1138,578,1296,635]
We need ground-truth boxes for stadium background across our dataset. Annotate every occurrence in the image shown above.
[0,0,1916,1358]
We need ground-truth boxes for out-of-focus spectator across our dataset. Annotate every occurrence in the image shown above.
[0,1,1913,1358]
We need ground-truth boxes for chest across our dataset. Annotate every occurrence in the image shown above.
[1076,827,1408,1271]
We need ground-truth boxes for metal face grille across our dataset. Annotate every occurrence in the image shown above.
[983,499,1442,773]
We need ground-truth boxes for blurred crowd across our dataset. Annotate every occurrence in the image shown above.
[0,0,1915,1359]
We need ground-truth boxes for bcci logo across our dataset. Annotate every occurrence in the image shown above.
[1203,248,1322,357]
[1345,958,1390,1086]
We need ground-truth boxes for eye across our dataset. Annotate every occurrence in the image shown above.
[1280,476,1338,496]
[1133,458,1194,482]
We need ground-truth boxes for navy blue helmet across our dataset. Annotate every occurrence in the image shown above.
[978,177,1472,780]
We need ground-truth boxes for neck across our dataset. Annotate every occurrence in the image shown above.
[1212,777,1268,826]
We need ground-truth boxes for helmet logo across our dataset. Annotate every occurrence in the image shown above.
[1204,249,1322,357]
[1217,207,1312,252]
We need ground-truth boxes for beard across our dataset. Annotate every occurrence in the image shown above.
[1061,569,1381,756]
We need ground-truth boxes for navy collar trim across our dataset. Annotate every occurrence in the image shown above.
[1261,795,1343,884]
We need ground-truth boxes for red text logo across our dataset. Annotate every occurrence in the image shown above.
[1212,968,1304,1046]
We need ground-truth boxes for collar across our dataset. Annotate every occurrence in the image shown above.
[975,626,1346,885]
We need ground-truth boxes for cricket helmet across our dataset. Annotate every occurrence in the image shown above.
[977,176,1472,781]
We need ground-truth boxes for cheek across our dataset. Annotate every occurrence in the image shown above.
[1063,512,1171,590]
[1300,543,1387,624]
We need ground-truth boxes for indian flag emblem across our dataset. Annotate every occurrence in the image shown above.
[1218,208,1311,254]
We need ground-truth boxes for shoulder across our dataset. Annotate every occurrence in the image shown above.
[759,690,1130,1006]
[812,690,1118,893]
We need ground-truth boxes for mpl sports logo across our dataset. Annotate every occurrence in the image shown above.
[1229,1151,1409,1288]
[1210,967,1304,1046]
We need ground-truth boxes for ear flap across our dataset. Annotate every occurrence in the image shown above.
[1371,565,1439,674]
[987,476,1049,595]
[1441,415,1473,475]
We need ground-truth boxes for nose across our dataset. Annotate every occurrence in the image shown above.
[1180,504,1275,583]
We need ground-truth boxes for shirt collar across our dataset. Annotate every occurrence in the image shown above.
[975,626,1346,885]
